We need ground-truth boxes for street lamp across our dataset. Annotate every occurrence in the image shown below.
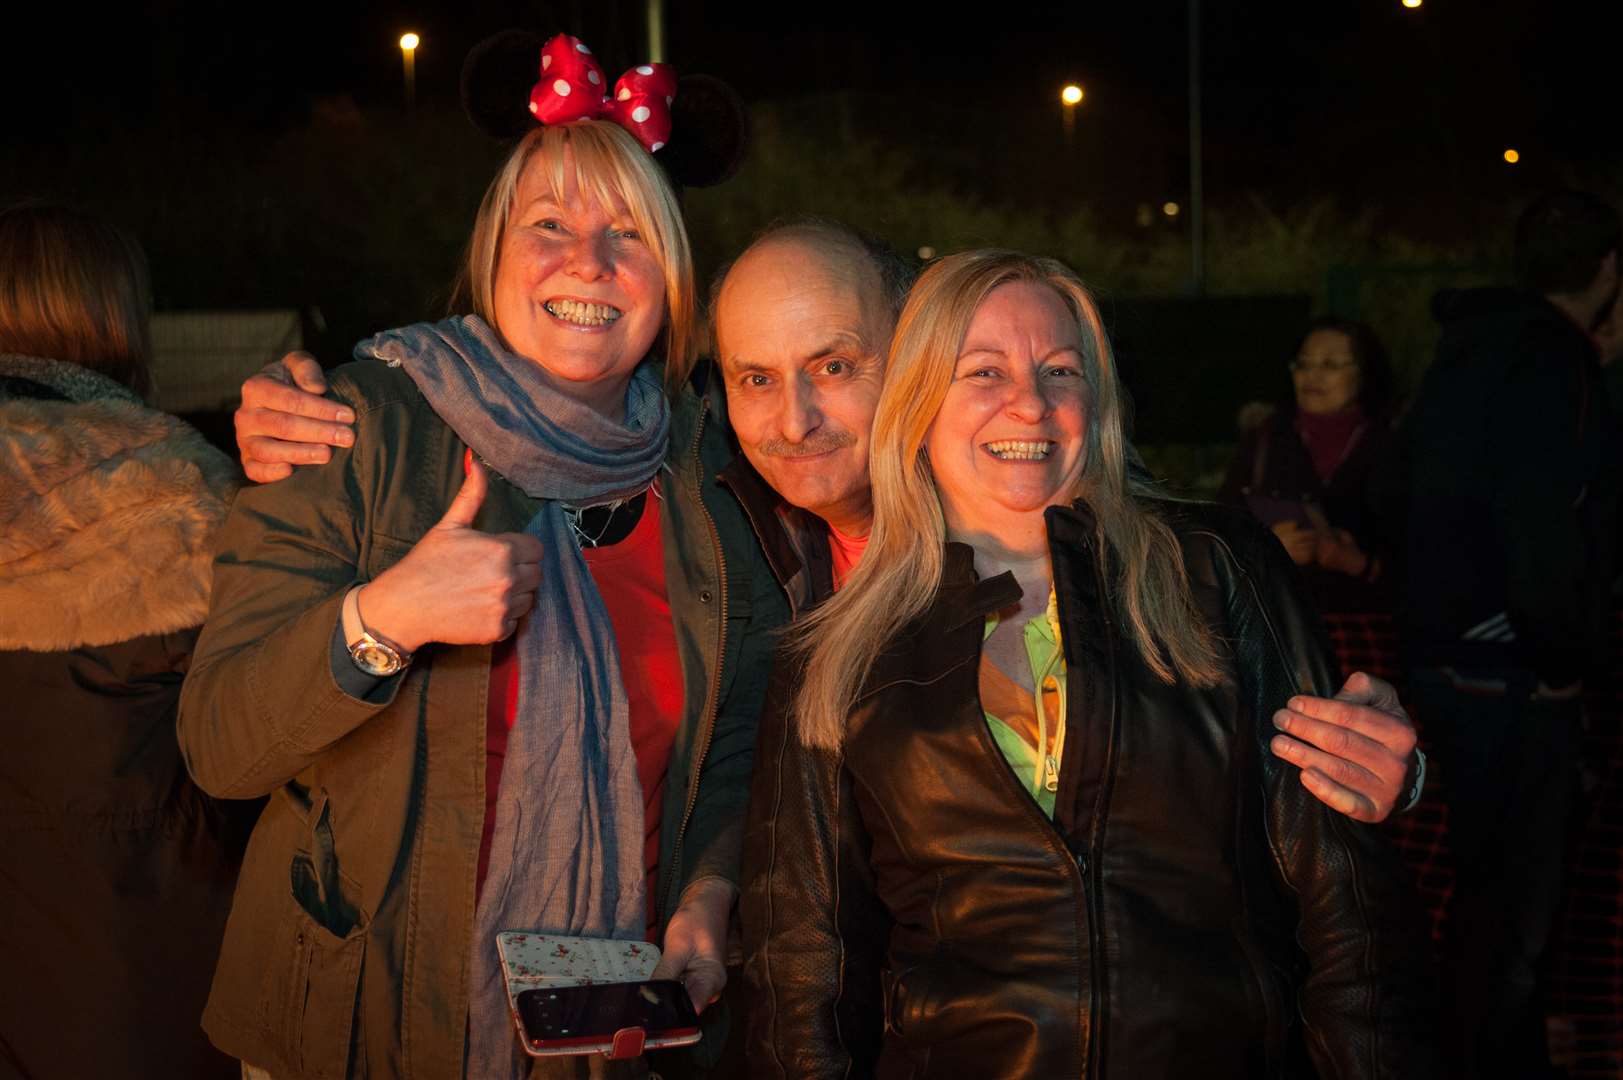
[399,33,420,109]
[1503,148,1520,165]
[1061,83,1084,145]
[1402,0,1422,7]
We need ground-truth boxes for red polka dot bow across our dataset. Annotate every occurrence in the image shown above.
[527,34,677,153]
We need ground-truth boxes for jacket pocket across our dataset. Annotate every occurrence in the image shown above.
[259,897,367,1078]
[881,966,919,1038]
[259,790,369,1078]
[880,964,934,1076]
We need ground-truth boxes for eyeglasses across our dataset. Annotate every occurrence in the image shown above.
[1288,359,1358,374]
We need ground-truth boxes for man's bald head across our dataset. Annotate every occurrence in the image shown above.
[710,221,915,534]
[710,219,913,341]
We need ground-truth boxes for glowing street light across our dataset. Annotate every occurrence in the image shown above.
[1402,0,1422,8]
[1163,201,1182,218]
[400,33,420,109]
[1060,83,1085,146]
[1503,148,1521,164]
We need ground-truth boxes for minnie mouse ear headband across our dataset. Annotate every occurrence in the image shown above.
[460,29,749,189]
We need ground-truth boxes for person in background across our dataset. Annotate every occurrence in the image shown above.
[1589,285,1623,588]
[1405,189,1622,1079]
[1221,316,1401,614]
[742,249,1439,1078]
[0,202,245,1078]
[1590,269,1623,425]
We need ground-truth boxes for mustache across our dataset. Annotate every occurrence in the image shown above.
[757,431,857,458]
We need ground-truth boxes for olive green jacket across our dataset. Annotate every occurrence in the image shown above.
[177,359,789,1078]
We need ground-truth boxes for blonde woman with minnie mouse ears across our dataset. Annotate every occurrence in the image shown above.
[178,28,775,1079]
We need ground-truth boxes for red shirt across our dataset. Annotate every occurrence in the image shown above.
[828,523,871,591]
[478,489,683,941]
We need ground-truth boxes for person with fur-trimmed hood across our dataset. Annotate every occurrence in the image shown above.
[0,203,247,1078]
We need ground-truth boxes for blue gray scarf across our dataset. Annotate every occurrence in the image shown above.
[359,316,666,1078]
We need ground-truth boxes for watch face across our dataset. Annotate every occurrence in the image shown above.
[353,641,401,676]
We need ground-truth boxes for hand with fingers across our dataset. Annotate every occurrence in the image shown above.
[1270,520,1318,566]
[650,878,734,1013]
[356,462,545,653]
[1313,527,1371,578]
[1270,671,1420,823]
[235,351,357,483]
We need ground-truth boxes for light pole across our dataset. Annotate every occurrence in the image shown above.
[399,33,420,110]
[1188,0,1204,294]
[647,0,666,62]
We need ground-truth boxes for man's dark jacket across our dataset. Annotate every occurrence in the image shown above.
[1403,288,1620,686]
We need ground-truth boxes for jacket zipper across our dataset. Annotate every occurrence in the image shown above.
[967,639,1096,1075]
[657,398,728,921]
[965,539,1120,1075]
[978,545,1119,1077]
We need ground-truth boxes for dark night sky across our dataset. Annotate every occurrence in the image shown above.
[8,0,1623,366]
[7,0,1621,433]
[9,0,1622,224]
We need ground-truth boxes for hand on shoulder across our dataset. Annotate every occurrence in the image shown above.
[235,352,355,482]
[1270,672,1419,823]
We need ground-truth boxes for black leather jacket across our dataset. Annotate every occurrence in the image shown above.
[741,501,1437,1079]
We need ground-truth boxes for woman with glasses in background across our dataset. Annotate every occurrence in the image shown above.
[1221,317,1402,613]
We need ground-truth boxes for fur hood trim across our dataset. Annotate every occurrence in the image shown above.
[0,355,241,650]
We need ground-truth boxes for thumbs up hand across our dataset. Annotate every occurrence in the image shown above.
[355,461,546,653]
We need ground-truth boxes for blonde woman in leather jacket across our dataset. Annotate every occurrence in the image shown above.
[742,250,1439,1079]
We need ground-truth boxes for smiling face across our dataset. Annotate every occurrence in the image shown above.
[924,281,1091,544]
[492,147,667,419]
[715,236,894,535]
[1291,328,1361,416]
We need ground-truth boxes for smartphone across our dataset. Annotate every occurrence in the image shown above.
[515,979,701,1054]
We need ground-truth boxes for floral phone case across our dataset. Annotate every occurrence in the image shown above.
[495,931,701,1058]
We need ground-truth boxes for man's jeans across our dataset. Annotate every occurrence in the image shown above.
[1409,667,1580,1080]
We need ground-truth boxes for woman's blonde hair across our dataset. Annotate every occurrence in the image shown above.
[0,202,153,399]
[792,249,1224,750]
[449,120,698,390]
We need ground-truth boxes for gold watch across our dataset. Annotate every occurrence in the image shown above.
[342,586,412,677]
